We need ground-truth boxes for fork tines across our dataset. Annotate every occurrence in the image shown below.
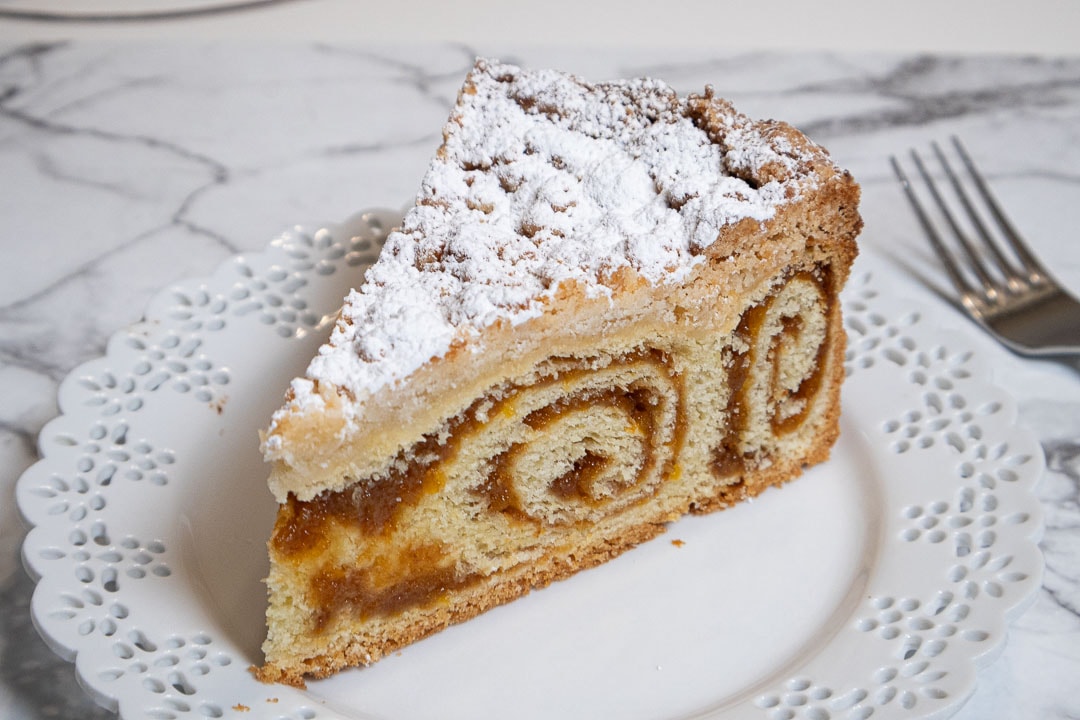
[890,137,1050,316]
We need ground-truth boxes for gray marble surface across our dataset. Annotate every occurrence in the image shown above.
[1,42,1078,719]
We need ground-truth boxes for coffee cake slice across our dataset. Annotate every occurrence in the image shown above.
[255,58,861,686]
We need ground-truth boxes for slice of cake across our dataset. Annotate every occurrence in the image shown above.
[256,58,861,686]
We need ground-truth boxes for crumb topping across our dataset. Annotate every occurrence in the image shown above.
[275,58,824,426]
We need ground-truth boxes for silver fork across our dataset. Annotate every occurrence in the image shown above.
[891,137,1080,357]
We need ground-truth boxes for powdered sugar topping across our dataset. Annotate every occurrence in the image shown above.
[282,59,820,420]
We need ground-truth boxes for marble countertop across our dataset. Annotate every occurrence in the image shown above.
[2,0,1079,56]
[1,38,1079,720]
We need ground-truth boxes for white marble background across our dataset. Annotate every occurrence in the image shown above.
[1,41,1079,719]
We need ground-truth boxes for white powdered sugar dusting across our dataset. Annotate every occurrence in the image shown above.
[283,58,819,419]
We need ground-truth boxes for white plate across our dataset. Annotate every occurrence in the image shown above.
[0,0,300,21]
[17,213,1045,720]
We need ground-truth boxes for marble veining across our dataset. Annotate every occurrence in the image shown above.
[2,42,1079,719]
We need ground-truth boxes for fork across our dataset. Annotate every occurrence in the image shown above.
[890,137,1080,357]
